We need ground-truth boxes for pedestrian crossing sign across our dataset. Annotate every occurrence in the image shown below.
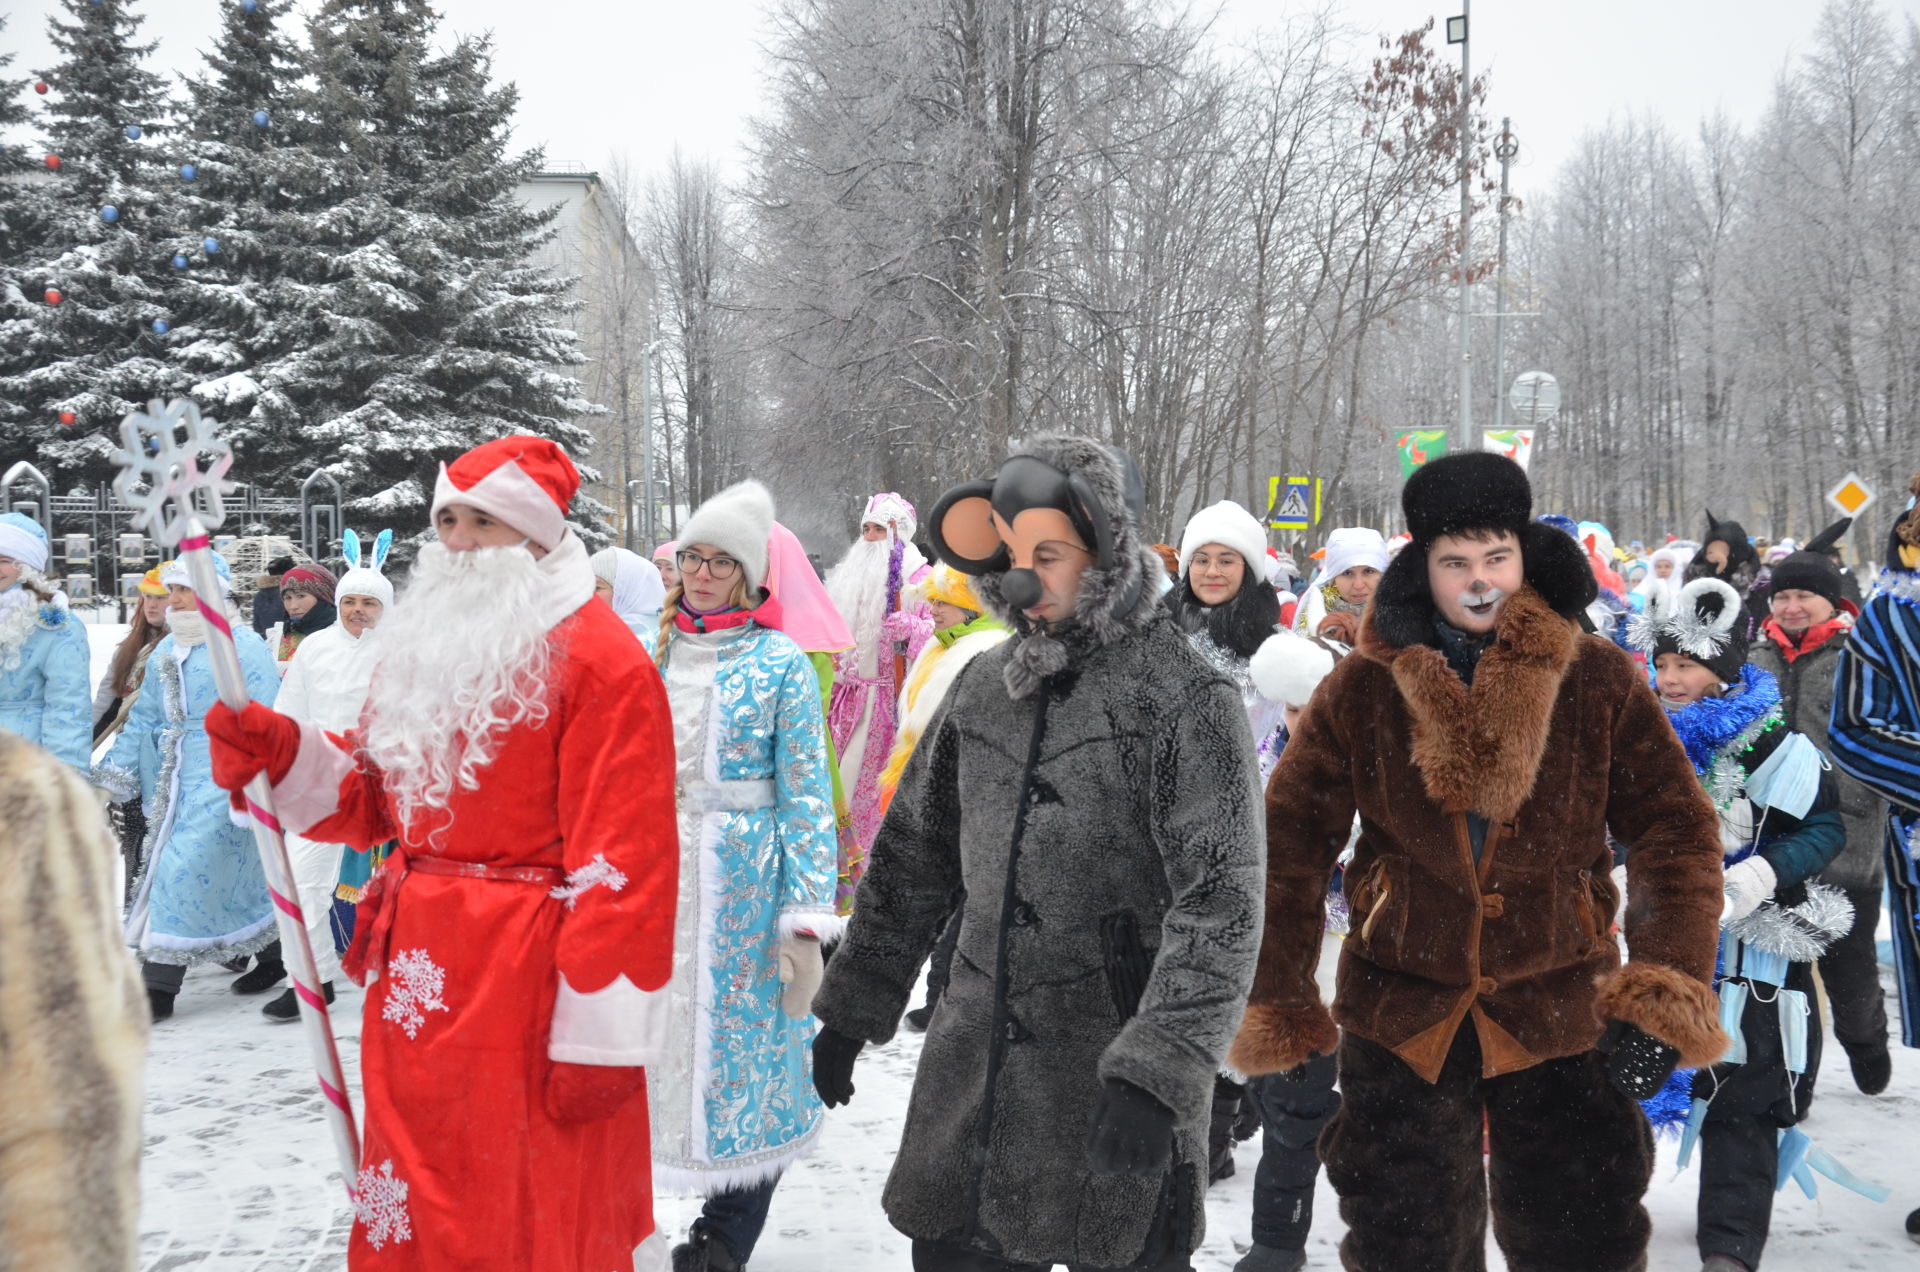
[1270,476,1317,532]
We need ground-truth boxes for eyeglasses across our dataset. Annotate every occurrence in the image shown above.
[677,550,740,580]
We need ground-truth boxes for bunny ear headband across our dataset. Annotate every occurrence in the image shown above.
[342,528,394,575]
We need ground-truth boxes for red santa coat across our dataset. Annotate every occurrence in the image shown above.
[272,599,676,1270]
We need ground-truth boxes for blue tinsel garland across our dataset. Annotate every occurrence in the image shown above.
[1661,662,1781,774]
[1640,1066,1698,1138]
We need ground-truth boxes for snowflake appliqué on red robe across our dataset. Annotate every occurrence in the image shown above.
[382,948,450,1040]
[354,1159,414,1250]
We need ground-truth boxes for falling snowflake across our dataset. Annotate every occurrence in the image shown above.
[353,1159,413,1250]
[549,852,629,910]
[382,948,450,1040]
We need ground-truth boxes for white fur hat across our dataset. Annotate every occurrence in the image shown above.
[1178,500,1268,576]
[1249,629,1338,708]
[678,480,774,591]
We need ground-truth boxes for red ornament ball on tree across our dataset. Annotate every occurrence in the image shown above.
[44,154,61,171]
[58,412,76,427]
[44,289,62,306]
[34,82,49,95]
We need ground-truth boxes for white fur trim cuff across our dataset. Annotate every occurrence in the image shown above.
[548,972,671,1066]
[778,909,850,944]
[270,719,356,837]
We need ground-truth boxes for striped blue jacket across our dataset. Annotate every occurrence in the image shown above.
[1828,572,1920,815]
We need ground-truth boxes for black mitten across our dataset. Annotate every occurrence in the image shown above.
[812,1027,865,1108]
[1597,1018,1680,1099]
[1086,1079,1176,1175]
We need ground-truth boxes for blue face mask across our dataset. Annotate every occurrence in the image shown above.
[1779,988,1810,1075]
[1717,979,1749,1065]
[1746,730,1826,820]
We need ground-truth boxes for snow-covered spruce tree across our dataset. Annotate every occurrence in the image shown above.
[0,16,58,441]
[164,0,314,490]
[266,0,602,538]
[0,0,181,487]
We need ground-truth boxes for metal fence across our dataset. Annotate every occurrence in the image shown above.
[0,462,342,612]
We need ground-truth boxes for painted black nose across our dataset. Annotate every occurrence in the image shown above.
[1001,568,1043,610]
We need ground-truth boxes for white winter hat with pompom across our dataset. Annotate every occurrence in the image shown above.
[677,480,775,592]
[1250,629,1339,708]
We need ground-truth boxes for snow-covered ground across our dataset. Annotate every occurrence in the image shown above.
[81,616,1920,1270]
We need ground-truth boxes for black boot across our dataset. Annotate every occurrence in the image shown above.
[1848,1043,1892,1096]
[147,986,175,1021]
[232,943,287,995]
[903,1004,934,1032]
[671,1228,743,1272]
[263,981,333,1021]
[1209,1075,1246,1184]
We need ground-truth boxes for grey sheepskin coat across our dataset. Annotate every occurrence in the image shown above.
[812,435,1265,1268]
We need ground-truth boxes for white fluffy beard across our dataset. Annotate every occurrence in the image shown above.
[825,537,893,677]
[362,542,556,833]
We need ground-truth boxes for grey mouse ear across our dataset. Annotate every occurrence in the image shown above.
[928,479,1007,576]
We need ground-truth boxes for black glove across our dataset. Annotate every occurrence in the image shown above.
[1085,1079,1175,1175]
[1597,1019,1679,1099]
[812,1027,865,1108]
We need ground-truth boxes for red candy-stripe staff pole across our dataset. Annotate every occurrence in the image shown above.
[112,399,362,1197]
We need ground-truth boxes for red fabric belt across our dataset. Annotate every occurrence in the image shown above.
[344,847,565,986]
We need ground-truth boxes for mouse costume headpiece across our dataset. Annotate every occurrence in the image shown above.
[1628,577,1749,684]
[928,433,1159,698]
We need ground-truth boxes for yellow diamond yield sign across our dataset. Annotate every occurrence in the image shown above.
[1827,473,1875,519]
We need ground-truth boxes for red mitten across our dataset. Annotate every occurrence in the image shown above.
[205,701,302,800]
[544,1062,646,1125]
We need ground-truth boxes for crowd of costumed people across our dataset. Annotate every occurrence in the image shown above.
[3,434,1919,1272]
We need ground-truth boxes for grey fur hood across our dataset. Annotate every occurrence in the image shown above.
[970,433,1165,699]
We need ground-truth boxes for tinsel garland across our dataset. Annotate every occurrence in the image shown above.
[1662,663,1781,791]
[1640,1066,1698,1138]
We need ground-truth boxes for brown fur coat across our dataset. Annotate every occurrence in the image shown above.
[0,735,147,1269]
[1231,584,1728,1083]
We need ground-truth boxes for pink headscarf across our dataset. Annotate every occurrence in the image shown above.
[651,539,678,563]
[753,522,853,653]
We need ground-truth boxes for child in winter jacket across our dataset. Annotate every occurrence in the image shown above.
[1631,576,1849,1272]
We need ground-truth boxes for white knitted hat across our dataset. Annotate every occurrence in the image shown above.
[1178,500,1268,576]
[677,480,775,591]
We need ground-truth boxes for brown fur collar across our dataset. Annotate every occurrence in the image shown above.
[1355,585,1577,823]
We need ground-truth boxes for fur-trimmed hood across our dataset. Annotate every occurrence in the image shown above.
[970,434,1165,699]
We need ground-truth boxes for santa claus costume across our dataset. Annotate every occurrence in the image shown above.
[206,437,679,1271]
[648,481,842,1271]
[823,493,932,911]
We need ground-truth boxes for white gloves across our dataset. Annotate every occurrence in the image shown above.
[1721,857,1777,926]
[778,934,824,1019]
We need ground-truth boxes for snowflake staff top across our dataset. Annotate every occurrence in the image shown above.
[110,398,239,547]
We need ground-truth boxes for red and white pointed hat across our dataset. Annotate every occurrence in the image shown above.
[430,436,578,550]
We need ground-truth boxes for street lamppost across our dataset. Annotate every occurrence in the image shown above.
[1448,5,1472,450]
[637,338,665,550]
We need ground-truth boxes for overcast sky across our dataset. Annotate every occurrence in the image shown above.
[8,0,1920,198]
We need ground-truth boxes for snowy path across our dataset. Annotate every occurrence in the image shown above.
[87,617,1919,1270]
[137,964,1920,1271]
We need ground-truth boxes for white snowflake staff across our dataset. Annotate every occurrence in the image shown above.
[111,398,362,1196]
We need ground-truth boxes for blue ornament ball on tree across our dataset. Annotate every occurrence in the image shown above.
[125,125,142,141]
[202,237,221,254]
[252,110,270,128]
[180,163,197,181]
[152,319,171,335]
[100,205,119,222]
[171,254,189,270]
[243,0,259,11]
